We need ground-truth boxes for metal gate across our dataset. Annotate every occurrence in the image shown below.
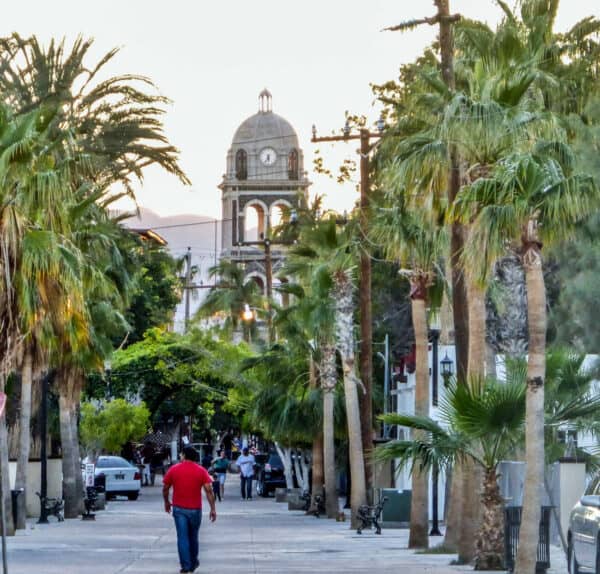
[504,506,552,572]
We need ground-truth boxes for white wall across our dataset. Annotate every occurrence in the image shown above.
[9,460,63,517]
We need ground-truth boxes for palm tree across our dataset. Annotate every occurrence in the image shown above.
[285,217,367,525]
[0,101,83,531]
[455,150,600,573]
[274,276,339,517]
[198,259,263,341]
[0,35,190,520]
[0,34,189,196]
[371,199,446,548]
[377,378,526,569]
[278,200,342,518]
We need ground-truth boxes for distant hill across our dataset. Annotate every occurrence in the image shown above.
[124,208,222,332]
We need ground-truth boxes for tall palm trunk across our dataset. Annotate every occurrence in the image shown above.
[0,372,15,536]
[466,278,486,379]
[475,467,505,570]
[15,346,34,529]
[309,356,324,512]
[409,289,429,549]
[321,343,337,518]
[456,276,487,562]
[58,366,84,518]
[515,227,546,574]
[334,272,366,526]
[311,432,324,511]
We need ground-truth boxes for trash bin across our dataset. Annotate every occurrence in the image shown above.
[378,488,411,527]
[504,506,552,573]
[11,488,24,527]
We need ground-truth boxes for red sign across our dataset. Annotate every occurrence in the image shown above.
[0,392,5,417]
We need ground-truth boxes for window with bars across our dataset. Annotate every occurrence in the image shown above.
[288,149,298,180]
[236,149,248,180]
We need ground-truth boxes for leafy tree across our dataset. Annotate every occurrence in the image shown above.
[80,399,150,458]
[124,240,182,345]
[92,328,247,431]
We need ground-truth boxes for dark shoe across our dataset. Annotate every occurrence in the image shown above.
[193,559,200,571]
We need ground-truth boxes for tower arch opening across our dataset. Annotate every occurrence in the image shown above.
[244,200,268,242]
[269,200,293,231]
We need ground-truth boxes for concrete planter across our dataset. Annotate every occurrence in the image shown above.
[275,488,288,503]
[287,488,305,511]
[94,492,106,511]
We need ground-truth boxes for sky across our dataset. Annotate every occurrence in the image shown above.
[4,1,600,220]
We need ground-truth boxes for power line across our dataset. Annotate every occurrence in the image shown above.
[151,218,229,230]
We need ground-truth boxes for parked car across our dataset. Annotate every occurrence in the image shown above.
[87,456,141,500]
[569,475,600,572]
[254,452,286,497]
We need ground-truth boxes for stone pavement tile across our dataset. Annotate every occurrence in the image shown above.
[3,475,569,573]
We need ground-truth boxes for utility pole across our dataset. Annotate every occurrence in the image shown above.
[0,391,7,574]
[236,237,287,345]
[311,118,384,498]
[37,372,49,525]
[184,247,192,332]
[386,0,472,559]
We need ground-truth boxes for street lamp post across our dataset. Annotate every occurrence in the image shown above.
[441,354,454,387]
[312,117,385,496]
[429,328,441,407]
[236,212,297,343]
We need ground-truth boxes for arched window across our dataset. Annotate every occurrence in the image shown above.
[288,149,298,180]
[236,149,247,180]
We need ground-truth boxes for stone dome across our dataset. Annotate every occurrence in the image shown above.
[231,110,299,151]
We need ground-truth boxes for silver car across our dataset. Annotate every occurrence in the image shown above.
[94,456,141,500]
[569,476,600,572]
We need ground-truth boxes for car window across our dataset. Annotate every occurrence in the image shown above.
[585,475,600,495]
[254,454,268,465]
[96,457,131,469]
[268,454,282,467]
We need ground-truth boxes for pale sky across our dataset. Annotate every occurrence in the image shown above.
[5,1,600,220]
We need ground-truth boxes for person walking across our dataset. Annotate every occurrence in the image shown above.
[212,450,229,500]
[236,447,255,500]
[163,446,217,573]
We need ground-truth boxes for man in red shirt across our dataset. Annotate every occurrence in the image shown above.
[163,446,217,573]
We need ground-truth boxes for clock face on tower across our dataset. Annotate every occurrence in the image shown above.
[260,147,277,166]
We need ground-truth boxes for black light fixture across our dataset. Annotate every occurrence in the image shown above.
[343,120,351,137]
[376,115,385,133]
[441,353,454,387]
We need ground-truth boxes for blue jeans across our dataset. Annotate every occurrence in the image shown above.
[241,475,253,499]
[173,506,202,571]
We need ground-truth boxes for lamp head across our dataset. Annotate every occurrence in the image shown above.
[242,304,255,322]
[441,353,454,377]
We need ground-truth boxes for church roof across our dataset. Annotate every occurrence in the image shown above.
[231,110,299,150]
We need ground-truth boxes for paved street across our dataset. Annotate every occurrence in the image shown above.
[4,476,567,574]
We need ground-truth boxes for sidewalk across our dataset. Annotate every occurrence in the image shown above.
[3,476,566,573]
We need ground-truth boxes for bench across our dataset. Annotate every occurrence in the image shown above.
[35,492,64,522]
[356,496,388,535]
[301,491,326,518]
